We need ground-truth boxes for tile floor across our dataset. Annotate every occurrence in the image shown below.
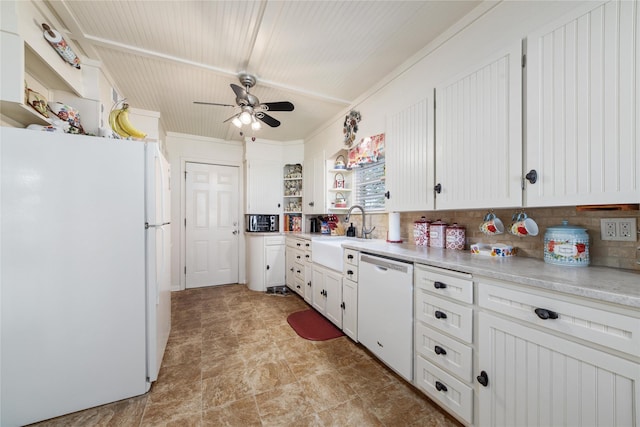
[31,284,462,427]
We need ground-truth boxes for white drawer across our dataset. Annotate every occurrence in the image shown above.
[344,264,358,282]
[415,291,473,343]
[344,249,359,267]
[415,264,473,304]
[293,249,305,266]
[415,322,473,382]
[479,281,640,356]
[286,238,305,249]
[292,277,305,296]
[293,263,304,281]
[265,235,285,245]
[415,355,473,424]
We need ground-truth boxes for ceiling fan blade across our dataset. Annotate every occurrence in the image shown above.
[193,101,235,107]
[256,112,281,127]
[261,101,294,112]
[223,114,239,123]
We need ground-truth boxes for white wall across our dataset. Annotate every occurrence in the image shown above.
[304,1,595,156]
[166,132,245,290]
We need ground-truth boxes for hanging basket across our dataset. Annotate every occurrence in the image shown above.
[334,172,345,189]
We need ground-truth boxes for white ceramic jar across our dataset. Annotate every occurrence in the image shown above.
[544,220,590,266]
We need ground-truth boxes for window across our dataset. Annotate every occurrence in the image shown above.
[354,159,385,211]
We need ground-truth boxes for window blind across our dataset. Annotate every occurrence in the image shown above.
[354,159,386,211]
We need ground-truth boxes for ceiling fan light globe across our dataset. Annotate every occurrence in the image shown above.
[251,120,261,131]
[240,111,252,125]
[232,117,242,128]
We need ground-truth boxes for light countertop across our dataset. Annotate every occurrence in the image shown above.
[293,234,640,309]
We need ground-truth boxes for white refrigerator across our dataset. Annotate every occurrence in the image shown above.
[0,127,171,426]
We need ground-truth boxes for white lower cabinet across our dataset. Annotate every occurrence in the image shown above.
[311,264,343,328]
[285,236,308,296]
[478,311,639,427]
[477,279,640,427]
[247,234,285,292]
[414,264,474,425]
[342,248,359,341]
[342,278,357,341]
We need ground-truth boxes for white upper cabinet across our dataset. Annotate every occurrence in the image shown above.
[525,0,640,206]
[386,97,435,211]
[434,40,523,210]
[303,149,326,215]
[246,160,282,214]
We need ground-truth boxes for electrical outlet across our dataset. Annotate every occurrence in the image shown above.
[600,218,637,241]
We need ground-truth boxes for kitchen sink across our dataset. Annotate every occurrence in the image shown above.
[311,237,350,272]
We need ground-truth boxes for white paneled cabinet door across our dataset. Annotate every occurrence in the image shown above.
[525,0,640,206]
[246,160,282,214]
[264,243,285,289]
[324,269,343,328]
[435,41,522,210]
[478,312,639,427]
[386,97,435,211]
[303,150,326,215]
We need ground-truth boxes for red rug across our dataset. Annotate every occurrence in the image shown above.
[287,309,344,341]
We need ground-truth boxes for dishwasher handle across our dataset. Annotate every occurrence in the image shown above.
[360,254,411,273]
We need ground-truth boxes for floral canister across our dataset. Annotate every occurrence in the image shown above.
[445,223,466,250]
[429,220,447,248]
[544,220,590,266]
[413,216,431,246]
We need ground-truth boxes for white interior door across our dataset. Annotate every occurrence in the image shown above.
[185,162,239,288]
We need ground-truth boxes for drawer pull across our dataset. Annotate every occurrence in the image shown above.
[347,254,354,260]
[434,310,447,320]
[296,255,301,259]
[435,381,448,392]
[434,345,447,356]
[296,285,301,289]
[347,270,354,275]
[296,243,301,247]
[266,265,270,270]
[477,371,489,387]
[534,308,559,320]
[433,281,447,289]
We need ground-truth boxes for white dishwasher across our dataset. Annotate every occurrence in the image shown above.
[358,253,414,381]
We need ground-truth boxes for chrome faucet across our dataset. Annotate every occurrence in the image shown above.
[344,204,376,239]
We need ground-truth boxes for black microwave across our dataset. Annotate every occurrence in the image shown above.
[245,214,279,232]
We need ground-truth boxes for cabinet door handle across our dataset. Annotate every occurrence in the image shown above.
[308,201,315,207]
[340,302,345,309]
[434,183,442,194]
[266,265,270,270]
[290,267,294,272]
[477,371,489,387]
[434,310,447,319]
[433,281,447,289]
[434,345,447,356]
[435,381,448,392]
[534,308,559,320]
[307,281,311,287]
[384,191,390,199]
[525,169,538,184]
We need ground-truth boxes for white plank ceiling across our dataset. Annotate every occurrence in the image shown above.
[47,0,481,141]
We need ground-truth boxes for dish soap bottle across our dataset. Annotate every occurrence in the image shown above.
[346,223,356,237]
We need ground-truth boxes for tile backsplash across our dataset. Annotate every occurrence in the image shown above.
[347,207,640,271]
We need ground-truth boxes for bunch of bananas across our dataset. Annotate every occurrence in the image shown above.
[109,102,147,139]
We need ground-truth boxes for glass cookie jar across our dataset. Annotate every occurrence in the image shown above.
[544,220,590,267]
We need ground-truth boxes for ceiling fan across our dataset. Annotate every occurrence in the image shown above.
[194,74,294,129]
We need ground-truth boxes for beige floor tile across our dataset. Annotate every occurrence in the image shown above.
[26,284,461,427]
